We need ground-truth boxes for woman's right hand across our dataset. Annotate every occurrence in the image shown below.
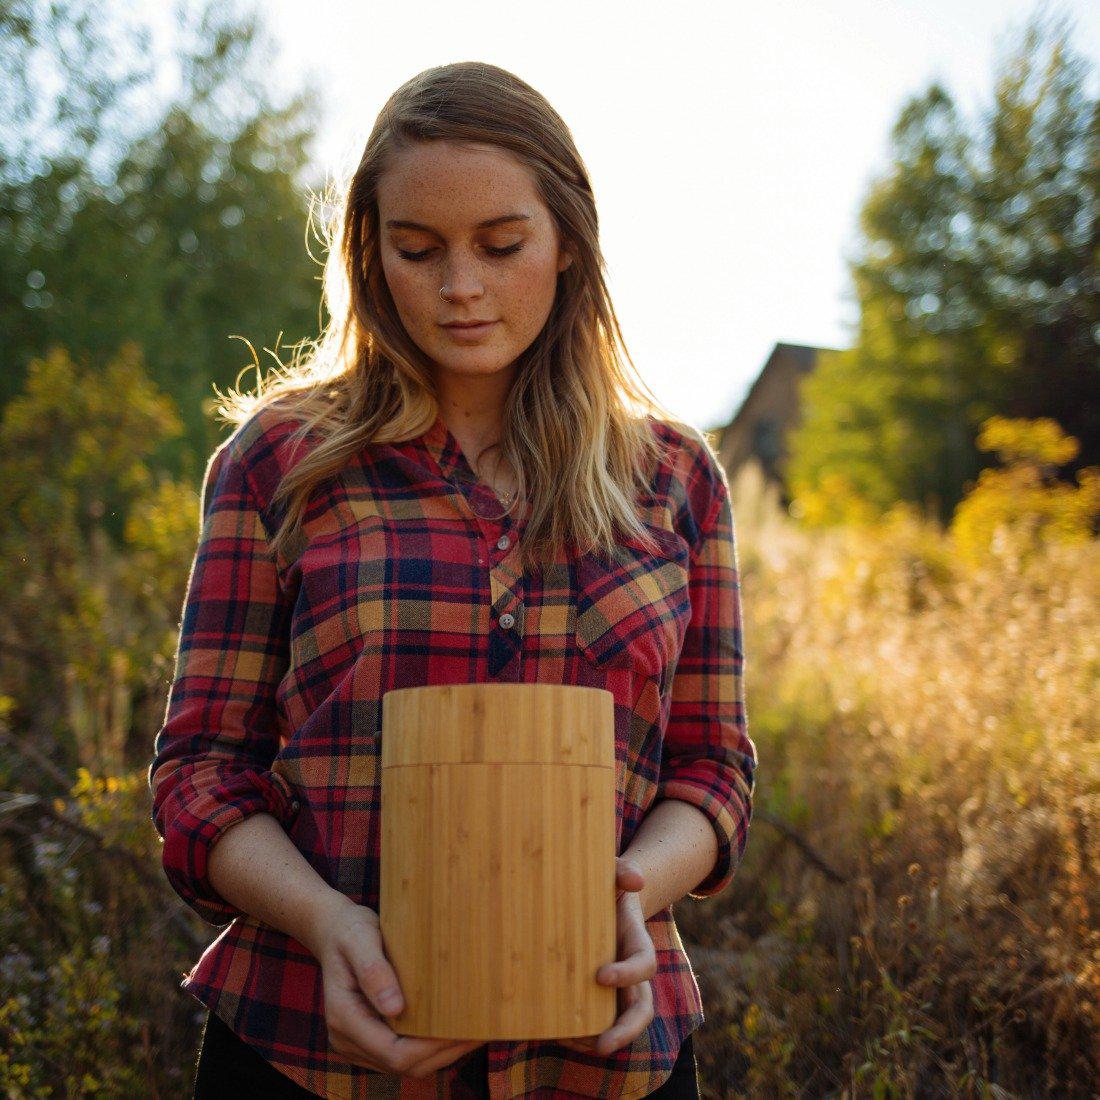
[303,891,485,1079]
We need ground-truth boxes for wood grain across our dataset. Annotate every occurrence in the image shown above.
[379,683,619,1040]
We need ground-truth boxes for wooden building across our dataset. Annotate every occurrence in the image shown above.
[714,341,843,505]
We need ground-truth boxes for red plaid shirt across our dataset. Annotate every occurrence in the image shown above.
[149,404,756,1098]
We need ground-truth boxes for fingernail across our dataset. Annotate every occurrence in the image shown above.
[378,988,403,1012]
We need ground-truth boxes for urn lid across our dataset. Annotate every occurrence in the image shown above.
[381,683,614,769]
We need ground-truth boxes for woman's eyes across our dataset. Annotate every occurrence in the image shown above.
[396,243,524,262]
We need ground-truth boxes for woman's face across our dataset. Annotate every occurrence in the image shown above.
[376,140,573,386]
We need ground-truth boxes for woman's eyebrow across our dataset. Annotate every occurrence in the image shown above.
[385,213,532,231]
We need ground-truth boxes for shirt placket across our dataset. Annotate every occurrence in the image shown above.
[418,416,528,679]
[462,477,526,678]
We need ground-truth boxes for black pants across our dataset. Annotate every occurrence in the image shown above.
[193,1008,700,1098]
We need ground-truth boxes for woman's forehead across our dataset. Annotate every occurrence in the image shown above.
[378,141,544,226]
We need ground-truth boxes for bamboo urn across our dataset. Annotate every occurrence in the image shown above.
[378,682,619,1041]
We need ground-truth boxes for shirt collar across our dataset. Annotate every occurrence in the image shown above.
[419,410,475,486]
[415,411,530,528]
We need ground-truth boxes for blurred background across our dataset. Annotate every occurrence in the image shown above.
[0,0,1096,1095]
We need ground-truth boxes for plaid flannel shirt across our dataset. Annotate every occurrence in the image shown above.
[149,404,756,1098]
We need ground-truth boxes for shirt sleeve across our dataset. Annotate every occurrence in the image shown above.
[655,443,757,899]
[148,435,299,926]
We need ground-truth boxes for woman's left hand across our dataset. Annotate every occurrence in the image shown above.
[568,856,656,1056]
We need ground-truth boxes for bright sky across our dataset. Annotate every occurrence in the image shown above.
[257,0,1097,432]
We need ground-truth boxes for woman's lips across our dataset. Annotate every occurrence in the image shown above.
[441,321,497,340]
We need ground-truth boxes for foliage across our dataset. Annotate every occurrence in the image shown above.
[0,2,332,1095]
[0,344,200,775]
[0,939,144,1097]
[675,466,1099,1097]
[1,702,202,1097]
[951,415,1100,564]
[786,10,1099,524]
[0,0,325,465]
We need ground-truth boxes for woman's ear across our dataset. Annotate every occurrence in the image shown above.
[557,246,575,274]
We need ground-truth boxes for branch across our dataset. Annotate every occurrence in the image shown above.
[0,791,207,953]
[0,729,72,790]
[755,808,849,884]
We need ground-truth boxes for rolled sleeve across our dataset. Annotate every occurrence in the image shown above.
[656,445,756,899]
[148,436,298,926]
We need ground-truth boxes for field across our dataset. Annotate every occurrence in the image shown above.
[674,462,1099,1097]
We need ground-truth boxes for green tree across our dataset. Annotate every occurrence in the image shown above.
[0,344,199,774]
[0,0,325,467]
[787,9,1098,525]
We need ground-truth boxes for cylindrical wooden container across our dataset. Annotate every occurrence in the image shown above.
[379,682,618,1041]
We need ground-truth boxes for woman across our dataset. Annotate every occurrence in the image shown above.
[149,61,756,1099]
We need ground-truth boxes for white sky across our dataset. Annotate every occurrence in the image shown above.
[254,0,1097,431]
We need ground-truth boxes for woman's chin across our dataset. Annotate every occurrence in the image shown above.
[432,351,517,377]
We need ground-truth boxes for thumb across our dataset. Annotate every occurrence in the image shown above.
[615,857,645,892]
[352,934,406,1017]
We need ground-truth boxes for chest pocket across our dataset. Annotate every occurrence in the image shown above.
[573,525,692,689]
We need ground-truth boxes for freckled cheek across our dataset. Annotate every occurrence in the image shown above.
[383,266,437,332]
[499,256,559,326]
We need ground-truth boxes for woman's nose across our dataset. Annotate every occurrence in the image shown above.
[440,254,485,300]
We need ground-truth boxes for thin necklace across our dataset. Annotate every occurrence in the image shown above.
[477,464,519,507]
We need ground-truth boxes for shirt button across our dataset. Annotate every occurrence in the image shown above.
[290,799,301,813]
[497,534,510,551]
[499,612,515,630]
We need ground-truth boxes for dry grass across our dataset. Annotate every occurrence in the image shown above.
[676,463,1099,1098]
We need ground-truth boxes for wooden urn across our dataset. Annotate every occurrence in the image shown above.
[378,682,619,1041]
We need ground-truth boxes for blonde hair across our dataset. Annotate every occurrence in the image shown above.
[213,60,685,572]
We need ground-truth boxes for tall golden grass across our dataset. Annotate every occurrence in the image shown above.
[676,458,1098,1097]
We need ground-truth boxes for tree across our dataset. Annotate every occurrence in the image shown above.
[0,0,325,467]
[950,416,1099,563]
[787,9,1098,525]
[0,343,197,774]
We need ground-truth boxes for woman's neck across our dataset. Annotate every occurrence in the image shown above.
[433,367,518,495]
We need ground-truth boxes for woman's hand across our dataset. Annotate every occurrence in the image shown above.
[302,892,485,1078]
[569,857,656,1056]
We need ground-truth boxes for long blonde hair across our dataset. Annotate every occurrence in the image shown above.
[213,60,686,572]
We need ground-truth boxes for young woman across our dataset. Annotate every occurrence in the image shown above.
[149,60,756,1099]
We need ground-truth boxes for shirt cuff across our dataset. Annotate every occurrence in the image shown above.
[655,751,754,898]
[156,766,299,926]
